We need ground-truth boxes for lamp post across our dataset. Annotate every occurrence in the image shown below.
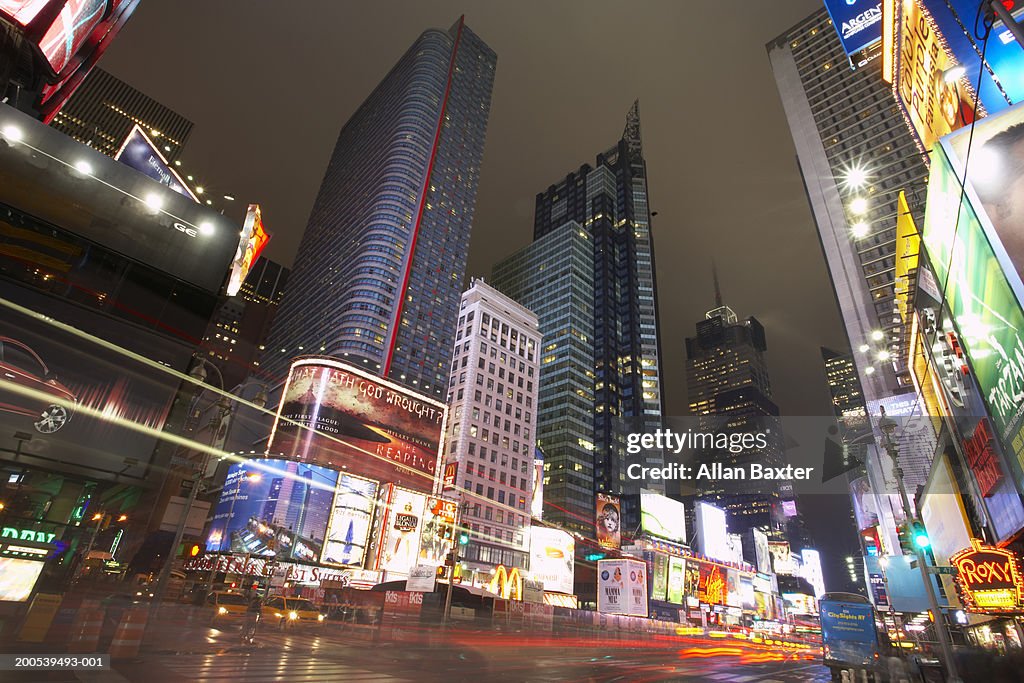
[877,407,960,682]
[149,357,266,607]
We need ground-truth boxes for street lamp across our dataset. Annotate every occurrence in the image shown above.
[877,407,960,682]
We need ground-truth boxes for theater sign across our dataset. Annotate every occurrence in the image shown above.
[950,539,1024,614]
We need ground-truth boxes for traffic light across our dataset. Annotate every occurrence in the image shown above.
[189,544,202,558]
[458,532,469,545]
[912,521,931,549]
[896,523,913,554]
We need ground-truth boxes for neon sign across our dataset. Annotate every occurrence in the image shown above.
[1,526,56,544]
[950,539,1024,613]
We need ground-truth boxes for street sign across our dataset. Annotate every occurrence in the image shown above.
[931,566,957,576]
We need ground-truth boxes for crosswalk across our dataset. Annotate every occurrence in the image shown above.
[148,651,415,682]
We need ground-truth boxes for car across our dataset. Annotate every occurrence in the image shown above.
[0,337,76,433]
[261,595,325,630]
[206,591,249,623]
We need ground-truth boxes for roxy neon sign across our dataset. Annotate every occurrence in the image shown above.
[950,538,1024,613]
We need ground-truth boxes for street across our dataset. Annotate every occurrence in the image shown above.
[5,617,830,683]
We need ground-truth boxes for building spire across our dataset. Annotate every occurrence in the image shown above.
[712,260,723,308]
[623,99,642,162]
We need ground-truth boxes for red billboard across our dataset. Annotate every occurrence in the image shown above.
[226,204,270,297]
[266,358,447,492]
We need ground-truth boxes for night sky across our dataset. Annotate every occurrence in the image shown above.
[100,0,848,418]
[99,1,859,588]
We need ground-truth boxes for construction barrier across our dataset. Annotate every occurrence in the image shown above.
[68,605,104,653]
[109,606,148,659]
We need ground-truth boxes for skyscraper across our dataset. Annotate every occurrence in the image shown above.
[684,295,786,535]
[492,223,595,533]
[767,9,927,407]
[261,17,496,399]
[49,68,193,161]
[443,279,540,572]
[202,258,290,388]
[531,102,666,503]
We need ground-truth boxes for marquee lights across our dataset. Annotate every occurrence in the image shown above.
[950,539,1024,613]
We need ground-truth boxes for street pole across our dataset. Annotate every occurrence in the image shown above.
[442,502,470,626]
[878,408,960,683]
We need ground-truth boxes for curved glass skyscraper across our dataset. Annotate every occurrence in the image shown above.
[262,17,496,398]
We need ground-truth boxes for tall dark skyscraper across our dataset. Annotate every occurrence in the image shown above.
[530,102,666,503]
[684,292,787,536]
[262,17,496,398]
[49,68,193,161]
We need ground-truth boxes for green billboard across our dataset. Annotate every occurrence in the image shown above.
[922,145,1024,490]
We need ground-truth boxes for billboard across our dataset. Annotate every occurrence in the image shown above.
[694,501,728,562]
[0,0,50,25]
[596,493,620,550]
[923,140,1024,489]
[649,552,668,602]
[597,559,648,617]
[528,527,574,595]
[683,559,701,601]
[267,358,447,493]
[320,473,377,568]
[824,0,883,64]
[0,285,191,482]
[0,557,44,602]
[920,452,973,600]
[372,485,427,576]
[801,549,826,599]
[768,541,795,575]
[114,125,198,201]
[226,204,271,297]
[417,496,457,567]
[639,489,685,544]
[699,563,726,605]
[888,0,978,153]
[205,458,339,563]
[820,600,878,644]
[751,528,771,574]
[667,556,685,605]
[0,107,239,294]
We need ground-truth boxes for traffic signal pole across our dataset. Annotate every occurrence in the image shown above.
[879,409,960,683]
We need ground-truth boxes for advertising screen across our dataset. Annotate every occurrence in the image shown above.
[36,0,107,74]
[694,501,728,562]
[639,489,685,544]
[890,0,977,152]
[597,559,647,617]
[824,0,882,59]
[267,358,447,492]
[0,285,191,483]
[667,556,685,605]
[699,563,726,606]
[0,0,50,25]
[0,557,44,601]
[417,496,457,567]
[801,549,826,599]
[923,141,1024,488]
[649,552,668,601]
[320,473,377,568]
[531,449,544,518]
[752,528,771,574]
[596,493,620,549]
[114,126,198,201]
[226,204,270,297]
[528,527,574,595]
[373,485,427,576]
[768,541,795,575]
[205,458,339,563]
[820,600,877,645]
[683,560,701,601]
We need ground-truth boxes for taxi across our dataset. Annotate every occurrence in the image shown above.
[206,591,249,622]
[262,595,325,629]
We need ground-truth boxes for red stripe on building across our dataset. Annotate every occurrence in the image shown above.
[382,16,465,377]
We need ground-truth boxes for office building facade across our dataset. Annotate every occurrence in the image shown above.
[492,222,595,534]
[443,279,539,571]
[261,17,496,398]
[49,68,193,161]
[685,303,786,535]
[531,101,666,504]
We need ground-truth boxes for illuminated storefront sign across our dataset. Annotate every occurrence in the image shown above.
[489,565,522,600]
[1,527,55,544]
[951,539,1024,613]
[442,462,458,488]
